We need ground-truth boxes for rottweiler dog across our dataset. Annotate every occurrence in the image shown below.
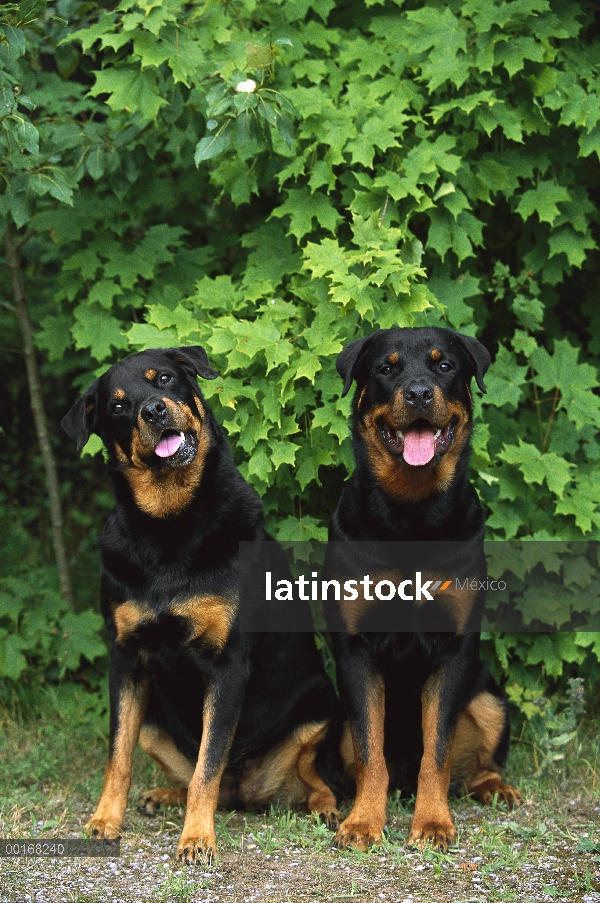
[324,326,522,852]
[62,346,341,865]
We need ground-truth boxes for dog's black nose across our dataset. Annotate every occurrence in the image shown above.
[141,398,168,425]
[404,384,434,406]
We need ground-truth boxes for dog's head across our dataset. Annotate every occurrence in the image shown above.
[336,327,490,501]
[62,347,219,518]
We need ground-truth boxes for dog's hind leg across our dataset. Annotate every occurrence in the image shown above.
[450,690,523,808]
[237,721,342,830]
[137,723,194,815]
[297,723,342,830]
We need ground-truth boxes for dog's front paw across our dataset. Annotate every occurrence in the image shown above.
[85,817,121,842]
[334,818,383,851]
[176,831,217,866]
[408,815,456,852]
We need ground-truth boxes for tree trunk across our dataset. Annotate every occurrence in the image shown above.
[4,225,75,609]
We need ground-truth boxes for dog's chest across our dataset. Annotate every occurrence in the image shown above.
[110,594,236,655]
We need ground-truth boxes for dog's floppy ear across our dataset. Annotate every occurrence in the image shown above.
[61,379,100,452]
[453,333,491,393]
[166,346,219,381]
[337,332,379,398]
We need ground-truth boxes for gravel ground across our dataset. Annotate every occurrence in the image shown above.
[1,788,599,903]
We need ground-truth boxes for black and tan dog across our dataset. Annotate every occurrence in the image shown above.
[62,346,340,864]
[324,326,522,852]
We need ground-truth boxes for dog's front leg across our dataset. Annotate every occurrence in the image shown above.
[176,660,248,865]
[334,650,388,851]
[407,670,456,852]
[87,652,148,841]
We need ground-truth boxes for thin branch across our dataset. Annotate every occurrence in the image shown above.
[542,388,560,455]
[15,230,34,251]
[3,224,75,609]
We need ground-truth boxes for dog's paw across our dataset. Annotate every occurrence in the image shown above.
[138,787,187,816]
[471,778,523,809]
[408,816,456,853]
[334,819,383,851]
[313,805,343,832]
[85,817,121,843]
[176,832,217,866]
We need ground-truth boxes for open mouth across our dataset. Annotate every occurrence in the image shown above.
[153,429,197,464]
[379,417,456,466]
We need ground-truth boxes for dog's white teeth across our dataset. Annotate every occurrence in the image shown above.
[434,429,441,439]
[396,430,404,439]
[180,432,185,441]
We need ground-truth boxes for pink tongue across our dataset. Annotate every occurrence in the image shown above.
[155,433,183,458]
[403,424,436,466]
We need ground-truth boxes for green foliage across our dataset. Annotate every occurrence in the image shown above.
[506,677,587,774]
[1,0,599,698]
[0,563,106,683]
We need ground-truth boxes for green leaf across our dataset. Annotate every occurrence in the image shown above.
[499,440,573,499]
[482,347,528,410]
[247,442,272,483]
[428,269,480,328]
[88,66,166,120]
[272,188,343,240]
[13,115,39,153]
[547,226,596,268]
[268,439,300,469]
[530,339,600,429]
[555,485,600,534]
[516,181,571,225]
[35,314,73,361]
[194,129,232,163]
[58,610,106,674]
[0,632,28,680]
[71,304,129,361]
[579,126,600,160]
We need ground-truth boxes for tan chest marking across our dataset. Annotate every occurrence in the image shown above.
[168,595,236,652]
[113,600,156,645]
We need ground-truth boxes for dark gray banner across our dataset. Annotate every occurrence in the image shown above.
[238,541,600,633]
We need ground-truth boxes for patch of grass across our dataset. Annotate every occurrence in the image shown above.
[159,869,210,900]
[1,689,599,903]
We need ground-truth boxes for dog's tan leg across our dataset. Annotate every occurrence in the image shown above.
[87,678,149,841]
[137,724,195,815]
[408,674,455,852]
[335,670,388,851]
[296,723,342,830]
[450,690,523,808]
[176,678,244,865]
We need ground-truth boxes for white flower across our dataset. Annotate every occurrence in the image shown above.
[235,79,257,93]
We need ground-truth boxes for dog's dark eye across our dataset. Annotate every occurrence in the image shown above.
[379,365,393,376]
[111,402,124,415]
[439,361,452,372]
[158,373,173,386]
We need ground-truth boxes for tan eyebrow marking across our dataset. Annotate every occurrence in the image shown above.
[431,349,442,361]
[388,353,399,364]
[145,369,157,380]
[114,389,125,400]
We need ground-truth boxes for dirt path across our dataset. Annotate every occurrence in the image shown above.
[1,786,599,902]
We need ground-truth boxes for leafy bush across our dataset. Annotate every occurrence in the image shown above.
[1,0,600,698]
